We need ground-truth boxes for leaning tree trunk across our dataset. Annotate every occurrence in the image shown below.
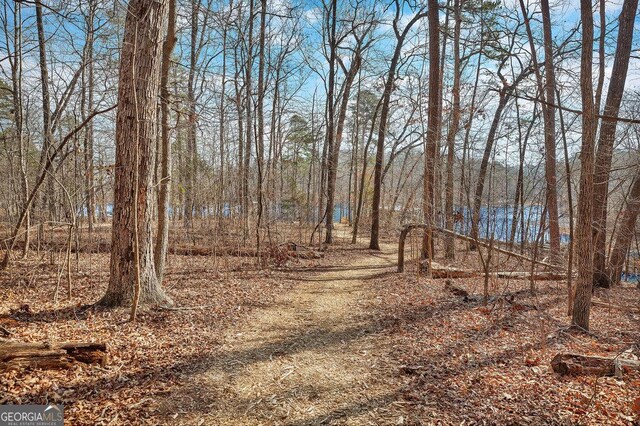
[470,90,509,248]
[326,52,361,244]
[592,0,638,287]
[99,0,171,307]
[607,171,640,286]
[369,8,427,250]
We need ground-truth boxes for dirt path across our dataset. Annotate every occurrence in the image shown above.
[163,244,406,425]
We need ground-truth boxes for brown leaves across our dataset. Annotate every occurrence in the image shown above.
[370,261,640,425]
[0,250,300,425]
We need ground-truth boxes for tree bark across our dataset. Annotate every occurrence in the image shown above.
[326,50,362,243]
[592,0,638,287]
[444,0,461,260]
[0,342,107,372]
[606,170,640,286]
[369,5,427,250]
[35,0,55,221]
[423,0,441,267]
[154,0,177,283]
[243,0,255,243]
[572,0,596,330]
[469,61,532,249]
[255,0,267,254]
[99,0,171,307]
[540,0,561,257]
[82,0,97,234]
[322,0,337,244]
[551,353,640,377]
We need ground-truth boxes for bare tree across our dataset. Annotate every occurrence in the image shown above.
[592,0,638,287]
[369,1,427,250]
[99,0,171,307]
[423,0,441,267]
[571,0,597,330]
[154,0,177,283]
[444,0,462,260]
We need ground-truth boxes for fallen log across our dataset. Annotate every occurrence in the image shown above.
[494,271,568,281]
[591,301,640,314]
[431,267,477,279]
[171,244,324,259]
[426,262,566,281]
[397,223,561,273]
[0,341,107,371]
[434,227,559,269]
[551,353,640,377]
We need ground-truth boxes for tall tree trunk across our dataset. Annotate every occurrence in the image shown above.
[82,0,96,235]
[369,7,427,250]
[255,0,266,254]
[540,0,560,257]
[218,6,229,220]
[509,106,537,248]
[35,0,55,221]
[352,98,382,244]
[154,0,177,283]
[233,50,245,223]
[5,2,29,258]
[323,0,338,244]
[592,0,638,287]
[243,0,255,243]
[594,0,606,116]
[184,0,200,228]
[572,0,596,330]
[470,90,509,247]
[326,53,362,244]
[444,0,461,259]
[557,89,576,314]
[99,0,171,307]
[423,0,441,266]
[519,0,560,256]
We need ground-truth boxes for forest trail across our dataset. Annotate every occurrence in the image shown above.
[164,243,406,425]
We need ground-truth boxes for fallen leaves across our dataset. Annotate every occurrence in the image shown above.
[371,257,640,425]
[0,248,317,425]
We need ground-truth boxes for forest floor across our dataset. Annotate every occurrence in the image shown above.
[1,224,640,425]
[158,242,403,425]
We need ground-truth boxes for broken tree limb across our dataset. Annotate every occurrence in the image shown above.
[551,353,640,377]
[398,224,430,272]
[0,341,107,371]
